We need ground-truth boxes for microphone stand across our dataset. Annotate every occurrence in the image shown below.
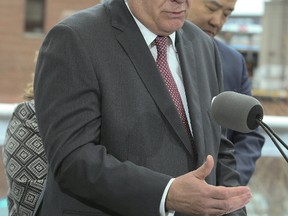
[256,118,288,163]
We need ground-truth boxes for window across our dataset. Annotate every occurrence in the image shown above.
[25,0,45,33]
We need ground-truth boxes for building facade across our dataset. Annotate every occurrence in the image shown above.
[0,0,100,103]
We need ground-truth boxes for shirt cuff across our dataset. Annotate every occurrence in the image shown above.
[159,178,175,216]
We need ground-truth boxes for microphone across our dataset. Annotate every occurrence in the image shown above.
[211,91,263,133]
[211,91,288,163]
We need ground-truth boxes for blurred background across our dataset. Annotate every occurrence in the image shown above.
[0,0,287,215]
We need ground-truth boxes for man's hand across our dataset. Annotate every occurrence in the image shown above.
[166,155,252,215]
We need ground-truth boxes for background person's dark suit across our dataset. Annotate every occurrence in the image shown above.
[34,0,244,215]
[215,39,265,185]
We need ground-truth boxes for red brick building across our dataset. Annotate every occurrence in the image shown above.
[0,0,100,103]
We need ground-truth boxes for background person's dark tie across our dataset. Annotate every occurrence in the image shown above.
[155,36,191,136]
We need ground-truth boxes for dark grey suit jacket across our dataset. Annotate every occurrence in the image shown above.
[34,0,245,215]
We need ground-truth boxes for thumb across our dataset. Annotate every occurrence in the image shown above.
[194,155,214,180]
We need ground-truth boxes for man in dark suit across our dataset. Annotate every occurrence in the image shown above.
[34,0,251,215]
[187,0,265,185]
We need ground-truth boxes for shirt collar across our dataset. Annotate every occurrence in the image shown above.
[124,1,176,48]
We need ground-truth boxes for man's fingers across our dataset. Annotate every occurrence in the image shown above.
[211,185,251,200]
[209,186,252,214]
[194,155,214,180]
[200,187,252,215]
[226,192,252,213]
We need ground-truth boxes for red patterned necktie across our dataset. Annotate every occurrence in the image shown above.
[155,36,191,135]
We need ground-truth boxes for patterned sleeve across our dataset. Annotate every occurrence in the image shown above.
[3,100,47,216]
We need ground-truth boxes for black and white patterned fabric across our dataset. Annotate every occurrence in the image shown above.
[3,100,47,216]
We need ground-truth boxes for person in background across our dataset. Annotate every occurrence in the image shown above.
[33,0,251,215]
[187,0,265,185]
[3,71,48,216]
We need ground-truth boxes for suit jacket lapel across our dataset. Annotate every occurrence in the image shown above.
[175,30,206,160]
[109,1,192,155]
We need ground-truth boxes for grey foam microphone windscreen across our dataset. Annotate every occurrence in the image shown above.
[211,91,263,133]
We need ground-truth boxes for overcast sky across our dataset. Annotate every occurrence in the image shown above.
[233,0,269,15]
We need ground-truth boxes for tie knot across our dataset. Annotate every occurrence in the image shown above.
[155,36,168,55]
